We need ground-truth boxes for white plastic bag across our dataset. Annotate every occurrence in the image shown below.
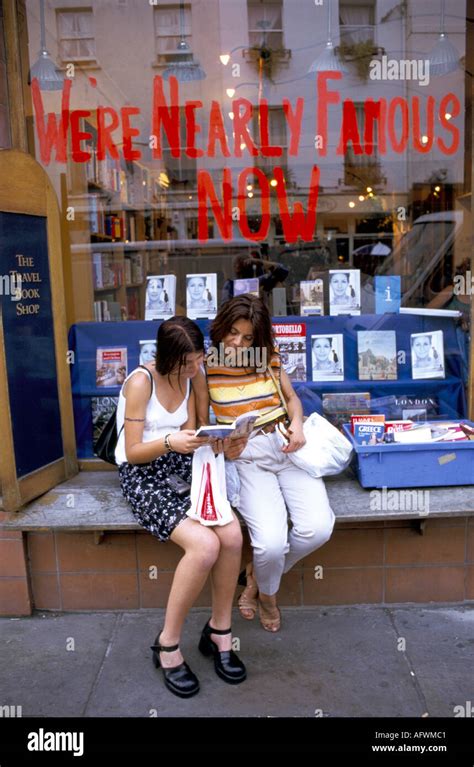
[275,412,353,478]
[224,460,240,508]
[187,445,234,526]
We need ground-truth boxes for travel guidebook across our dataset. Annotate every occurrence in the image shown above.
[369,394,439,421]
[300,279,324,316]
[357,331,398,380]
[96,347,127,387]
[195,411,261,439]
[353,422,385,445]
[91,396,119,447]
[272,322,307,381]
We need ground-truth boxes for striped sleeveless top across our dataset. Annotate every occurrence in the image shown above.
[205,353,287,428]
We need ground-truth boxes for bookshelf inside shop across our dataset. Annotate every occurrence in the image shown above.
[67,117,168,322]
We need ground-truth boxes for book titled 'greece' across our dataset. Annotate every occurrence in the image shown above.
[375,276,401,314]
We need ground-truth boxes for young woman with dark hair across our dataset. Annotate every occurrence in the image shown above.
[206,296,335,632]
[116,316,246,698]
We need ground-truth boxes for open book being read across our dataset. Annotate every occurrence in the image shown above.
[195,410,261,440]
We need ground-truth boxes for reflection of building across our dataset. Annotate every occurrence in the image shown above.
[16,0,468,321]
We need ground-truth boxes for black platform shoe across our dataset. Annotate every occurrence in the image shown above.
[198,621,247,684]
[150,634,200,698]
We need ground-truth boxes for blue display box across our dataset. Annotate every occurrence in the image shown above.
[342,423,474,489]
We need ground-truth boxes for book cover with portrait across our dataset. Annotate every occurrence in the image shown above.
[358,331,397,380]
[139,339,157,366]
[311,334,344,381]
[410,331,445,379]
[145,275,176,320]
[329,269,361,315]
[300,279,324,316]
[186,273,217,319]
[96,347,128,387]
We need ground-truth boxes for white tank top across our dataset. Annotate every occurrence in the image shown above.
[115,367,191,465]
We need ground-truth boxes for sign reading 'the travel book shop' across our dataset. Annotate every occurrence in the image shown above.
[30,73,460,243]
[0,212,63,476]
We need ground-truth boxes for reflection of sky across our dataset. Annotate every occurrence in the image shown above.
[358,332,396,356]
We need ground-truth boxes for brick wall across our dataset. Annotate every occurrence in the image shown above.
[1,517,472,615]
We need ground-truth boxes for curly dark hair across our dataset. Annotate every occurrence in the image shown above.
[210,295,275,359]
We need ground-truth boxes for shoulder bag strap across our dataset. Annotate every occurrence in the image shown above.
[266,364,289,415]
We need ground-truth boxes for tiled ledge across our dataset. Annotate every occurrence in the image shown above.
[0,471,474,532]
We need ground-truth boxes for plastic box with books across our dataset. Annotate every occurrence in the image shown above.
[342,421,474,489]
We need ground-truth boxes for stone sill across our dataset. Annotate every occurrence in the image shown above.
[1,471,473,533]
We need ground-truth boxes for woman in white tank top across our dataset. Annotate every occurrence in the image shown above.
[117,316,246,699]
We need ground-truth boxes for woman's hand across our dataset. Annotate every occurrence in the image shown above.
[222,435,249,460]
[168,430,210,454]
[281,422,306,453]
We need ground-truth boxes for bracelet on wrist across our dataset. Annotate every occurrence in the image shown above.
[164,433,173,452]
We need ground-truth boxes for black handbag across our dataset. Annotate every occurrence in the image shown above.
[94,365,153,465]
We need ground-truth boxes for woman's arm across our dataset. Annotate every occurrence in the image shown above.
[279,369,306,453]
[182,388,196,430]
[191,367,210,427]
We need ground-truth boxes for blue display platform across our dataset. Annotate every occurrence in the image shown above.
[69,315,468,458]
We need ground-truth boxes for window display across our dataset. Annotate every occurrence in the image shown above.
[9,0,470,459]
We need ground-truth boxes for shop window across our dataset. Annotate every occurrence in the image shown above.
[247,0,283,50]
[154,4,193,63]
[57,8,96,63]
[339,0,375,46]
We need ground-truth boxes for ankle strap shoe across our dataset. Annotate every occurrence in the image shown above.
[150,633,200,698]
[198,620,246,685]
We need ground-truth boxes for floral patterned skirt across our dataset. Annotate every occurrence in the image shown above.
[118,452,193,541]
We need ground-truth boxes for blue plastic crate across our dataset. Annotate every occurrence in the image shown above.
[342,422,474,489]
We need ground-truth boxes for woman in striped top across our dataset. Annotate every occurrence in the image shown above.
[206,296,335,632]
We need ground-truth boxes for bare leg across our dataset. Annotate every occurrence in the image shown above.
[258,591,281,633]
[158,518,221,667]
[208,515,243,651]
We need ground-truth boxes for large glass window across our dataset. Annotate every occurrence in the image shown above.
[18,0,471,325]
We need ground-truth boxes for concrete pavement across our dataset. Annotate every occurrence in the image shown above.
[1,604,473,718]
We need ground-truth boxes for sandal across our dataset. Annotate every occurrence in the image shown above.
[237,563,258,621]
[258,600,281,633]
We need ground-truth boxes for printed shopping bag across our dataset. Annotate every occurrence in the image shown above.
[187,445,234,526]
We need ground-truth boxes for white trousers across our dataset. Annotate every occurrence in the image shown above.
[234,431,335,596]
